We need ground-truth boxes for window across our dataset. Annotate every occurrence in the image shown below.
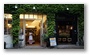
[4,14,12,35]
[20,14,38,19]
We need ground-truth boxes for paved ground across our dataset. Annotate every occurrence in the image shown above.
[21,45,84,49]
[22,46,45,49]
[56,45,84,49]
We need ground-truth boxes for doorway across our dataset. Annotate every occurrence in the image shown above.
[56,20,77,44]
[19,14,47,46]
[57,21,74,44]
[55,11,78,45]
[25,19,41,46]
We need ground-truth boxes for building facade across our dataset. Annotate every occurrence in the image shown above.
[4,13,47,48]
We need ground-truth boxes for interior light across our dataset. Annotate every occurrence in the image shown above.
[70,26,73,30]
[8,24,11,28]
[26,24,28,26]
[8,24,10,26]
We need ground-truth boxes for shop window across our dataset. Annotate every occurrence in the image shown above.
[20,14,38,19]
[58,25,73,37]
[4,14,12,35]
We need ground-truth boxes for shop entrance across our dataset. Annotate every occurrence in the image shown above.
[25,20,41,46]
[56,21,77,44]
[4,14,47,47]
[55,11,78,45]
[57,21,74,44]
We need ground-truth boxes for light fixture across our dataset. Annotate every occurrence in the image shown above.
[70,26,73,30]
[8,24,10,26]
[8,24,11,28]
[66,8,69,10]
[15,5,18,9]
[33,6,36,9]
[26,24,28,26]
[28,26,35,28]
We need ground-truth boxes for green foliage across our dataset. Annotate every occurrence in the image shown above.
[43,33,48,42]
[46,13,55,37]
[16,8,25,14]
[11,13,20,45]
[4,4,84,44]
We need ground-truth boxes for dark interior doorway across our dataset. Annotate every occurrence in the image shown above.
[55,11,78,45]
[56,21,77,44]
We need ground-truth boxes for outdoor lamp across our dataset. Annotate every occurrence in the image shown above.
[33,6,36,9]
[11,5,18,14]
[67,8,69,10]
[15,5,18,9]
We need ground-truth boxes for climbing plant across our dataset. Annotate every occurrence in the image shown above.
[4,4,84,45]
[11,13,20,47]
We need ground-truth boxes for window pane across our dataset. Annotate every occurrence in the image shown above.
[29,14,33,19]
[20,14,23,19]
[4,14,12,35]
[8,20,12,34]
[34,14,37,19]
[25,14,28,19]
[38,14,42,19]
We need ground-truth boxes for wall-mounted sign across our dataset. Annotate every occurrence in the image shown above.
[49,37,57,46]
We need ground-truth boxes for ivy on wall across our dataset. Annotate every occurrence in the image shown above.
[47,13,55,37]
[11,13,20,46]
[4,4,84,45]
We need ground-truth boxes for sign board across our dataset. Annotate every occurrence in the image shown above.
[49,37,57,46]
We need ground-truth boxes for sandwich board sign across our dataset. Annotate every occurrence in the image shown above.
[49,37,57,46]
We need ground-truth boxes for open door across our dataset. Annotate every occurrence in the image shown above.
[25,20,41,46]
